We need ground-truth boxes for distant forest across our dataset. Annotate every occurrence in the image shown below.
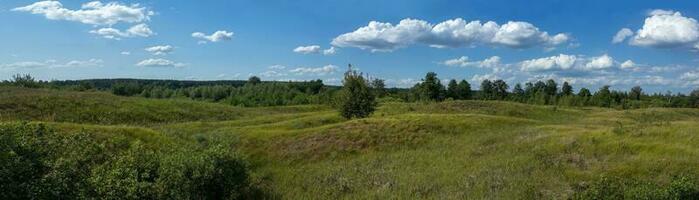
[3,73,699,109]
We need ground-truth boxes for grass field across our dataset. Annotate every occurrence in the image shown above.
[3,86,699,199]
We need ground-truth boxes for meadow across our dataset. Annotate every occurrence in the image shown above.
[3,86,699,199]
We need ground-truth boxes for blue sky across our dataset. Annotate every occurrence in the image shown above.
[1,0,699,92]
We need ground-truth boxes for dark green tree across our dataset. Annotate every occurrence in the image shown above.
[545,79,558,96]
[594,85,613,107]
[338,68,377,119]
[480,79,493,100]
[513,83,525,101]
[446,79,458,99]
[247,76,261,85]
[415,72,445,101]
[492,80,509,100]
[630,86,643,100]
[561,82,573,96]
[371,78,386,98]
[457,80,471,100]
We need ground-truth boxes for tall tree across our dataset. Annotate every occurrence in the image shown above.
[545,79,558,96]
[594,85,612,107]
[578,88,591,97]
[492,80,509,100]
[513,83,525,101]
[416,72,445,101]
[371,78,386,98]
[561,82,573,96]
[457,80,472,100]
[446,79,458,99]
[480,79,493,100]
[630,86,643,100]
[338,67,376,119]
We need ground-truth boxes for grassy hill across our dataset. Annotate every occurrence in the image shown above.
[2,87,699,199]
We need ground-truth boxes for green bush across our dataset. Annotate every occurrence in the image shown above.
[0,122,260,199]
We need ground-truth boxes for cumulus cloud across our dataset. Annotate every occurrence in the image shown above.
[331,18,570,52]
[681,71,699,83]
[293,45,337,55]
[0,59,103,70]
[12,1,153,26]
[441,56,501,68]
[620,60,636,69]
[625,10,699,48]
[582,54,614,70]
[520,54,577,71]
[612,28,633,44]
[323,47,337,55]
[14,1,155,40]
[289,65,339,75]
[144,45,174,55]
[293,45,321,54]
[192,30,234,43]
[120,51,131,55]
[89,23,155,39]
[136,58,185,67]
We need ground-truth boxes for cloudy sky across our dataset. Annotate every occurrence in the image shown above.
[2,0,699,92]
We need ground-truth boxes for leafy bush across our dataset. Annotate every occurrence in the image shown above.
[573,175,699,199]
[338,69,377,119]
[0,122,260,199]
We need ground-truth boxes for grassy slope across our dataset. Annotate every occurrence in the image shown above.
[3,87,699,199]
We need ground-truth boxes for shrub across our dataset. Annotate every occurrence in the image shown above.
[338,67,377,119]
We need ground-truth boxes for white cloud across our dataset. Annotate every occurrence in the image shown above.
[582,54,614,70]
[0,59,103,69]
[268,65,286,70]
[293,45,338,55]
[629,10,699,48]
[323,46,337,55]
[293,45,321,54]
[520,54,577,71]
[120,51,131,55]
[682,71,699,81]
[289,65,339,75]
[261,70,286,77]
[441,56,501,68]
[192,30,234,43]
[144,45,174,55]
[620,60,636,69]
[12,1,153,26]
[89,23,154,39]
[331,18,569,52]
[612,28,633,44]
[14,1,154,40]
[136,58,185,67]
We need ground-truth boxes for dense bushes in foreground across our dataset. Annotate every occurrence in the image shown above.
[0,122,261,199]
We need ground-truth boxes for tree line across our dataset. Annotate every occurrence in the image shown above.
[402,72,699,109]
[3,72,699,113]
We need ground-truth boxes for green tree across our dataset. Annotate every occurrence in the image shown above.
[480,79,493,100]
[371,78,387,98]
[513,83,525,101]
[492,80,509,100]
[457,80,471,100]
[338,68,377,119]
[630,86,643,101]
[415,72,445,101]
[594,85,613,107]
[446,79,458,99]
[11,74,41,88]
[561,82,573,96]
[247,76,261,85]
[545,79,558,96]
